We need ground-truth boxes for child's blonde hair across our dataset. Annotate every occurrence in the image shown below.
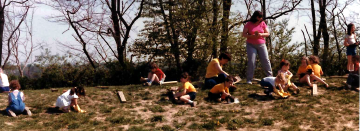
[275,73,286,83]
[301,56,309,65]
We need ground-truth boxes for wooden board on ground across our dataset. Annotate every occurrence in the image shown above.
[97,86,109,89]
[234,76,242,84]
[117,91,127,103]
[330,76,348,78]
[252,78,261,82]
[51,89,58,92]
[312,84,318,96]
[162,81,178,84]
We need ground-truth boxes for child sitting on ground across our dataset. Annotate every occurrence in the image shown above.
[278,59,300,94]
[260,74,289,98]
[140,62,166,86]
[169,72,196,107]
[6,80,32,117]
[346,55,359,91]
[204,52,232,89]
[305,55,329,88]
[55,86,86,113]
[297,56,309,83]
[208,76,237,103]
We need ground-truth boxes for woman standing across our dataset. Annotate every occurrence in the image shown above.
[242,11,272,84]
[344,23,359,72]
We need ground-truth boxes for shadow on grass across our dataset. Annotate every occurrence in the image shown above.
[248,93,274,101]
[45,107,64,114]
[0,110,8,116]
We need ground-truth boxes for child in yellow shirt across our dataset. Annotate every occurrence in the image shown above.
[204,52,232,89]
[208,76,236,103]
[298,56,329,88]
[171,72,196,107]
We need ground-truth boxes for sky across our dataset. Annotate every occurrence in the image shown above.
[14,0,360,63]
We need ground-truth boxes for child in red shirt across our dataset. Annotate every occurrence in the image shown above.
[141,62,166,86]
[346,55,359,90]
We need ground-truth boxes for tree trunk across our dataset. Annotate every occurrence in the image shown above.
[319,0,329,75]
[220,0,231,53]
[211,0,218,58]
[111,0,124,66]
[333,14,342,75]
[311,0,319,56]
[159,0,181,75]
[0,5,4,67]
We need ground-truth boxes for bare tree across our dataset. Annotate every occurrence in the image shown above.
[11,9,41,77]
[104,0,145,67]
[0,0,29,67]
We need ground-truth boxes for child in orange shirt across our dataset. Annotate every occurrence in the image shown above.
[298,56,328,88]
[208,76,236,103]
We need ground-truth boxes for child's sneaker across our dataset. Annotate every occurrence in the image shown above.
[216,98,222,102]
[146,82,152,86]
[233,98,240,104]
[246,81,252,85]
[25,107,32,116]
[8,110,16,117]
[190,102,196,107]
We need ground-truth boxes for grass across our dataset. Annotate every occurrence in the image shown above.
[0,77,358,130]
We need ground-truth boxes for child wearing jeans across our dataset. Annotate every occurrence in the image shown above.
[204,52,232,89]
[141,62,166,86]
[260,74,287,98]
[6,80,32,117]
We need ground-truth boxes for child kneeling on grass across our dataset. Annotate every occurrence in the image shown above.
[140,62,166,86]
[260,74,289,98]
[55,86,86,113]
[208,76,237,103]
[6,80,32,117]
[169,72,196,107]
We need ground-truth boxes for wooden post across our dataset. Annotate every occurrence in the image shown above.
[51,88,58,92]
[329,76,347,78]
[97,86,109,89]
[117,91,127,103]
[312,84,318,96]
[162,81,178,84]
